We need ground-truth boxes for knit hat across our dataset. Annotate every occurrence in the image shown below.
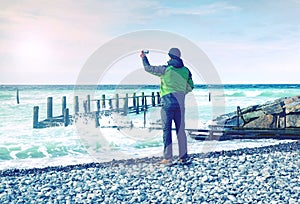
[168,48,181,59]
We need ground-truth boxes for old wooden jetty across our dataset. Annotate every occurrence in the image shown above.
[187,126,300,141]
[33,92,300,141]
[188,106,300,140]
[33,92,161,129]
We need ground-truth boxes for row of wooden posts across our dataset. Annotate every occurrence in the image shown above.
[84,92,161,114]
[33,92,161,128]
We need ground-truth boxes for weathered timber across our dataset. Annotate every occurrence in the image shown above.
[151,92,155,107]
[33,106,39,128]
[87,95,91,113]
[62,96,66,115]
[102,94,106,108]
[74,96,79,113]
[144,96,147,128]
[156,92,160,105]
[96,100,101,113]
[123,93,129,116]
[33,92,161,129]
[136,96,140,114]
[95,112,100,128]
[188,127,300,141]
[64,108,69,127]
[47,97,53,119]
[133,93,136,108]
[16,88,20,104]
[115,94,119,112]
[141,92,145,110]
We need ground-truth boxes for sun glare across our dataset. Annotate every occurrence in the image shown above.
[14,35,52,66]
[17,40,47,60]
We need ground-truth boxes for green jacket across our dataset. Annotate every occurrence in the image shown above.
[142,56,194,97]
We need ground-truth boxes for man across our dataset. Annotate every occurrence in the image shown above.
[140,48,194,165]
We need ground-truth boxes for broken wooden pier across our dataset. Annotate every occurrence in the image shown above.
[33,93,300,141]
[188,106,300,140]
[187,126,300,141]
[33,92,161,128]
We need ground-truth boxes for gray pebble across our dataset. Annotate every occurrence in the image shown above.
[227,194,237,202]
[0,142,299,203]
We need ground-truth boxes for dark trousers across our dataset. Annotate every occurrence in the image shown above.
[161,93,187,160]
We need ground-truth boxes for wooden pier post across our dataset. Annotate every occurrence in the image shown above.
[47,97,53,119]
[141,92,145,110]
[64,108,69,127]
[209,92,211,102]
[115,94,119,112]
[136,96,140,114]
[157,92,160,105]
[133,93,136,108]
[144,102,146,128]
[33,106,39,128]
[109,99,113,109]
[96,100,101,113]
[102,94,106,108]
[95,112,100,128]
[276,114,280,128]
[62,96,66,116]
[74,96,79,114]
[144,95,148,110]
[123,93,128,116]
[237,106,240,128]
[151,92,155,107]
[283,107,286,128]
[83,100,87,114]
[16,88,20,104]
[87,95,91,113]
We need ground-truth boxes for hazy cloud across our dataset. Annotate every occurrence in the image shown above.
[155,2,239,17]
[1,0,300,84]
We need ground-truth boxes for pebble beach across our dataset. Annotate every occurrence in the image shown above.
[1,141,299,204]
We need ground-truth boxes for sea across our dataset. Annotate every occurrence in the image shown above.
[0,84,299,170]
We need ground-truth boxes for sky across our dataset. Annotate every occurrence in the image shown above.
[1,0,300,84]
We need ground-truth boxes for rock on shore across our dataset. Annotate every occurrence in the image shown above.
[215,95,300,128]
[0,141,299,203]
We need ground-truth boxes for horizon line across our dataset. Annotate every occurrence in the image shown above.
[1,83,300,86]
